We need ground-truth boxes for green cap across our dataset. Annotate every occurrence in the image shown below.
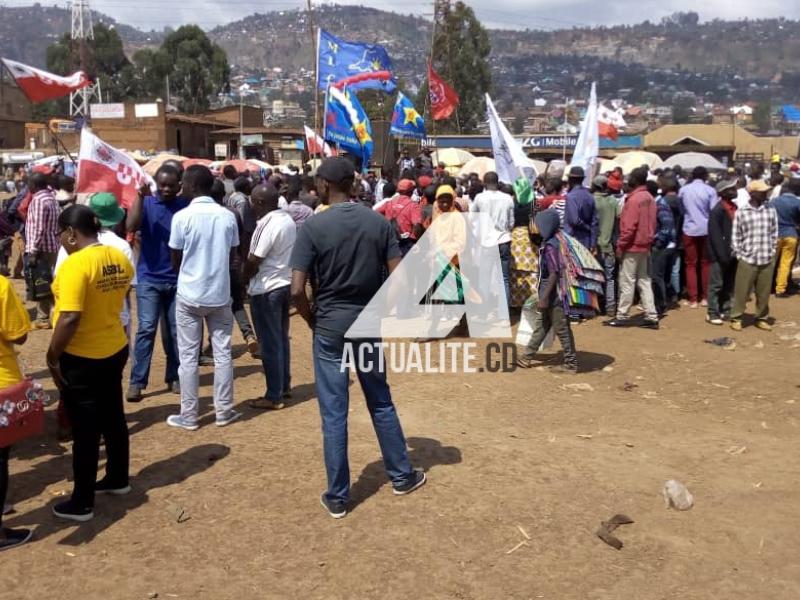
[88,193,125,227]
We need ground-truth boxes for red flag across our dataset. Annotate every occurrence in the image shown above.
[428,64,459,121]
[1,58,89,103]
[77,129,152,209]
[598,122,618,141]
[304,125,336,157]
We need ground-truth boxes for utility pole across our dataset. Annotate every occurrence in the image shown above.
[69,0,102,118]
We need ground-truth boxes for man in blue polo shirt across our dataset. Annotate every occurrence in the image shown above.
[126,164,189,402]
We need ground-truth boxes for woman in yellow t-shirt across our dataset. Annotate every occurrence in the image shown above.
[46,205,133,523]
[0,274,32,551]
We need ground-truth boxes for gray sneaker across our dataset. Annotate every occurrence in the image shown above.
[216,410,242,428]
[126,384,143,403]
[166,415,199,431]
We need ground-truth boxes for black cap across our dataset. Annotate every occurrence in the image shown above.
[317,157,356,184]
[568,166,585,179]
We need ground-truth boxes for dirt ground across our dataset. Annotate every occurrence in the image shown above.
[3,277,800,600]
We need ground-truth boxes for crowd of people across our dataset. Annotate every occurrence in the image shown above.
[0,147,798,550]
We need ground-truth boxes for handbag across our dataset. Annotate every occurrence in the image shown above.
[25,258,53,301]
[0,379,46,448]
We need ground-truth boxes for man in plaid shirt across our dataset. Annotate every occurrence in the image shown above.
[730,180,779,331]
[24,172,59,329]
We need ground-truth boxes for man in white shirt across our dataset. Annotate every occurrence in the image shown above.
[244,184,297,410]
[470,171,515,309]
[167,165,240,431]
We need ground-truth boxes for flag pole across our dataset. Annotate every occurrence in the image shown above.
[562,97,569,162]
[308,0,321,151]
[426,0,438,151]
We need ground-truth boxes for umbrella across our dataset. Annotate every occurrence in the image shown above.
[217,159,274,173]
[143,153,188,176]
[663,152,727,171]
[602,151,663,175]
[182,158,212,168]
[432,148,475,168]
[458,156,496,179]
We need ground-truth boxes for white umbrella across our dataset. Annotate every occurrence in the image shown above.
[663,152,727,171]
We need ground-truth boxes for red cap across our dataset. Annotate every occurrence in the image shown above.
[397,179,415,194]
[418,175,433,188]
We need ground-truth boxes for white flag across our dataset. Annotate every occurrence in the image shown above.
[570,82,599,185]
[485,93,536,185]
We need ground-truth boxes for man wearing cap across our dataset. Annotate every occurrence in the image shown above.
[592,175,620,316]
[706,180,739,325]
[376,178,424,255]
[564,166,599,252]
[730,180,779,331]
[769,174,800,297]
[604,166,659,329]
[290,156,426,519]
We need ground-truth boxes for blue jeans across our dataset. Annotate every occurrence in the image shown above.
[599,252,617,316]
[130,281,180,388]
[250,286,291,401]
[313,333,415,504]
[669,253,682,301]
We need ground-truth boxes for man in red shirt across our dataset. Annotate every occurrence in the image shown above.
[376,179,423,255]
[24,172,59,329]
[604,166,659,330]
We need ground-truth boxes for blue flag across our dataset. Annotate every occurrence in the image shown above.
[390,92,426,140]
[324,85,373,169]
[317,29,397,93]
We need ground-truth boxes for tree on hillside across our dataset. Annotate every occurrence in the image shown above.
[671,97,694,124]
[46,24,139,104]
[419,1,492,134]
[134,26,230,113]
[753,101,772,133]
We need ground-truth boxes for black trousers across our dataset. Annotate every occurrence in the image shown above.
[60,347,129,509]
[0,446,8,528]
[651,247,676,316]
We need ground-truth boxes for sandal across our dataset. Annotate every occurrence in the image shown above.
[515,357,536,369]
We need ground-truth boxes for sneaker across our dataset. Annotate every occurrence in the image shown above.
[126,384,143,403]
[169,380,181,395]
[166,415,199,431]
[246,336,260,357]
[95,478,131,496]
[639,319,660,330]
[249,398,285,410]
[393,469,427,496]
[52,500,94,522]
[32,321,52,330]
[602,318,630,328]
[700,299,709,307]
[319,493,347,519]
[198,354,215,367]
[0,528,32,551]
[282,389,293,400]
[216,410,242,427]
[755,320,773,332]
[730,320,743,332]
[706,315,724,326]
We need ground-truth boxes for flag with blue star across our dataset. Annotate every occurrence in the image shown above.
[317,29,397,93]
[390,92,426,140]
[324,85,373,169]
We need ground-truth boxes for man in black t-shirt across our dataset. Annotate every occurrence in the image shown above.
[290,157,426,519]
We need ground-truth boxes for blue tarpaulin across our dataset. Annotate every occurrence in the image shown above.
[781,105,800,123]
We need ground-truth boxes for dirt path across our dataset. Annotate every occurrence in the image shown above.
[3,280,800,599]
